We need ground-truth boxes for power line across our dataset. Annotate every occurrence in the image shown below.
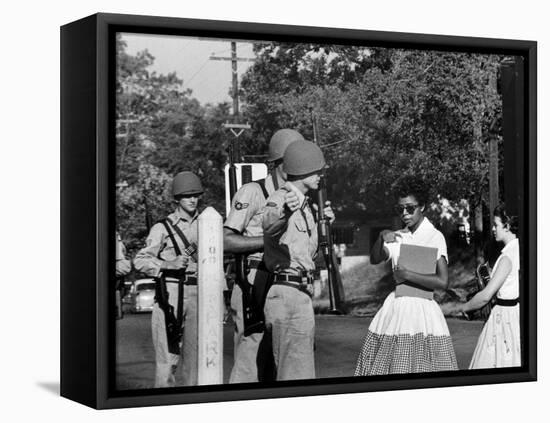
[184,59,210,87]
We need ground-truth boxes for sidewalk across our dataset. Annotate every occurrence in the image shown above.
[115,313,485,389]
[314,315,484,378]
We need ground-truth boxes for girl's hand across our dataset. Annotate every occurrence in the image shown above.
[381,230,402,243]
[448,302,467,318]
[394,263,408,284]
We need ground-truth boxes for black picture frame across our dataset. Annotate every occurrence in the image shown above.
[60,12,537,409]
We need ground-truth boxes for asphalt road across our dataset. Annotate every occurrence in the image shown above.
[116,313,484,390]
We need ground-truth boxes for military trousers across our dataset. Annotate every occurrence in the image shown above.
[151,283,198,388]
[229,269,264,383]
[264,284,315,381]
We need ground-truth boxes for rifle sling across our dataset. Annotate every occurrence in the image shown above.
[158,219,187,349]
[160,220,182,257]
[165,217,197,261]
[255,178,269,199]
[270,170,279,191]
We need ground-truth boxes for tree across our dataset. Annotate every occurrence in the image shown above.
[240,43,502,223]
[115,34,232,253]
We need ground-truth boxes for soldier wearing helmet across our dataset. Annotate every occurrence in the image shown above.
[224,128,304,383]
[262,140,335,381]
[134,171,204,387]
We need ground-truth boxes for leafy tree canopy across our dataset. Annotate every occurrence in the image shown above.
[240,43,502,218]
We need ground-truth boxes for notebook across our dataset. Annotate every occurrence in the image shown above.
[395,244,438,300]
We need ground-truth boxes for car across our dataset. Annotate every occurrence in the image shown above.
[127,278,156,313]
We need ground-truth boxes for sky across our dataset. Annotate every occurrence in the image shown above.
[122,32,256,106]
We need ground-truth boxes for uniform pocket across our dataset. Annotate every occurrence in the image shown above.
[294,219,311,234]
[294,219,308,233]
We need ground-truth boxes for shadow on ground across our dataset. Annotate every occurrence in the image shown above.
[36,382,60,396]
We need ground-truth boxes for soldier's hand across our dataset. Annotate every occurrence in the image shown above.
[284,191,301,212]
[323,201,335,224]
[162,256,188,270]
[380,230,401,243]
[115,259,131,277]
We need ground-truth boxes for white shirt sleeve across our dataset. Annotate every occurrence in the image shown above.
[434,232,448,263]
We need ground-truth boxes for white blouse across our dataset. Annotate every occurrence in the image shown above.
[384,217,448,270]
[493,238,520,300]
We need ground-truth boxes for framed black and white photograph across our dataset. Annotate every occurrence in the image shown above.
[60,12,536,409]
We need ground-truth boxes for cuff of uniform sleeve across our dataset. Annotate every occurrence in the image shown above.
[223,225,243,235]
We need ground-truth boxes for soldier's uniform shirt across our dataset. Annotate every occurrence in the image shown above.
[263,181,318,275]
[133,207,199,388]
[116,232,125,260]
[223,173,280,383]
[224,174,280,262]
[262,181,318,381]
[134,208,198,277]
[115,232,131,277]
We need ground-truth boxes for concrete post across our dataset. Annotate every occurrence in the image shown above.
[197,207,224,385]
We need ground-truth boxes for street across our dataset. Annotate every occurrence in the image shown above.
[116,312,484,390]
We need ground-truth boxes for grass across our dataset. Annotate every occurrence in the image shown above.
[313,252,479,318]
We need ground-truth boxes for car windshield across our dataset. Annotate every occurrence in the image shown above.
[136,283,155,291]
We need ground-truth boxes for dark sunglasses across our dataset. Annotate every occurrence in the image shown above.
[394,204,419,215]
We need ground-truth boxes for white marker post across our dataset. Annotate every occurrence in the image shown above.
[197,207,224,385]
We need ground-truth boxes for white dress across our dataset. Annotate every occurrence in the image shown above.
[469,238,521,369]
[355,218,458,375]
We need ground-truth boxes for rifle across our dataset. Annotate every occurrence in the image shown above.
[227,137,265,336]
[155,268,186,355]
[311,111,345,314]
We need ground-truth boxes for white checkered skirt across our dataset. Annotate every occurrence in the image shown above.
[355,292,458,375]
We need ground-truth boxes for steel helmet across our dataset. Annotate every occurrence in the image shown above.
[283,140,326,177]
[267,129,305,162]
[172,171,204,197]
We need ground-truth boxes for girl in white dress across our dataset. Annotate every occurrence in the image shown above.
[355,177,457,375]
[458,205,521,369]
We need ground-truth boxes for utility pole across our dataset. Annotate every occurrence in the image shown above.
[210,42,255,161]
[209,42,255,116]
[231,42,239,117]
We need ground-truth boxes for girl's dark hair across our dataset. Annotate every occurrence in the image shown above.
[391,175,431,206]
[494,204,519,234]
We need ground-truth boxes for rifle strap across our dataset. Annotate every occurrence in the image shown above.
[255,178,269,199]
[270,170,279,191]
[299,207,312,237]
[176,276,184,328]
[155,274,174,328]
[159,219,186,332]
[165,217,197,260]
[160,219,182,257]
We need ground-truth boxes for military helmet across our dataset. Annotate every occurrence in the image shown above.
[283,140,326,177]
[267,128,305,162]
[172,171,204,197]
